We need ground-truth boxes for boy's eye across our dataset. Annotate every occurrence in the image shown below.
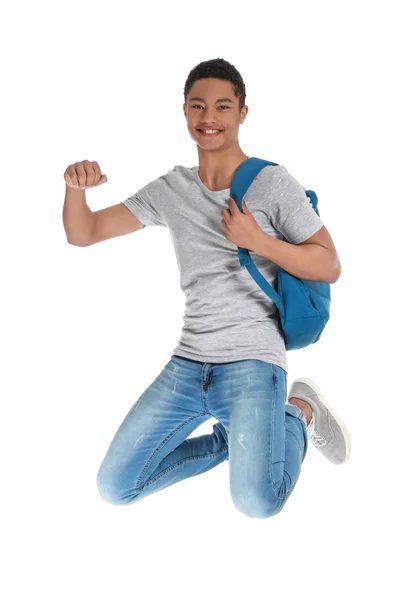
[191,104,229,110]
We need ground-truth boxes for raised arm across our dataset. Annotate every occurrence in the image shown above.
[63,159,145,247]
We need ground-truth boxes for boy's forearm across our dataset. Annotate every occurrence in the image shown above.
[253,231,340,283]
[63,186,95,246]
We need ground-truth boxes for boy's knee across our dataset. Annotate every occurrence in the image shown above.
[231,490,286,519]
[96,471,131,506]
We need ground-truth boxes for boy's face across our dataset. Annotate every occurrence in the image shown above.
[183,78,248,150]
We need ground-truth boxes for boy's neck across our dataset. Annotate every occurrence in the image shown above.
[197,148,249,191]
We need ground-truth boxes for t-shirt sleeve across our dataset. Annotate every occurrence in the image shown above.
[269,166,324,243]
[122,174,167,227]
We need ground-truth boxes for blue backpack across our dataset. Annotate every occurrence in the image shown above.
[230,157,331,351]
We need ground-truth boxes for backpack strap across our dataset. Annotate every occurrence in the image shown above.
[230,157,321,314]
[230,157,283,310]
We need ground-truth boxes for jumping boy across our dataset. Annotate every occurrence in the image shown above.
[63,58,350,519]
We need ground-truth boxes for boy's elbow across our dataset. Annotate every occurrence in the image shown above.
[328,263,341,284]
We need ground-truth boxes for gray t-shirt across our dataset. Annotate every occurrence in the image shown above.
[122,161,324,373]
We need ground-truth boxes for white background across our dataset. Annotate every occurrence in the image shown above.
[2,0,418,598]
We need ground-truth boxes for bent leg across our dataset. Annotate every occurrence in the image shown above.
[96,356,229,505]
[207,360,307,519]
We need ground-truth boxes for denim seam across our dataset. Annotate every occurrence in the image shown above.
[138,446,229,491]
[134,414,206,492]
[270,365,287,500]
[270,365,282,498]
[201,368,213,412]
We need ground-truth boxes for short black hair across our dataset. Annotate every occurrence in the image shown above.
[183,58,246,112]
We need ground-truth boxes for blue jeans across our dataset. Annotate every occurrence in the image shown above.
[96,354,308,519]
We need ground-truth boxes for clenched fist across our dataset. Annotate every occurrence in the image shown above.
[64,160,107,190]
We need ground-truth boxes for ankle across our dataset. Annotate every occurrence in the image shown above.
[289,397,313,426]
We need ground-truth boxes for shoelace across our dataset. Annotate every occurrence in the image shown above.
[306,413,328,447]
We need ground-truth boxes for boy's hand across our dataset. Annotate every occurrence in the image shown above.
[64,160,107,190]
[221,198,265,251]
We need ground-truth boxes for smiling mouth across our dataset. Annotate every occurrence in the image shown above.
[197,129,223,136]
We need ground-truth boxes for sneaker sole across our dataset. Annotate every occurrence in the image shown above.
[291,377,351,463]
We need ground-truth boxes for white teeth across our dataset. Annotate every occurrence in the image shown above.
[201,129,221,134]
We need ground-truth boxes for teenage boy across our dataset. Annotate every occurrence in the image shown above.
[63,58,350,519]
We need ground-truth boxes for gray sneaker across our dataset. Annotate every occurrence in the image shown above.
[287,377,351,465]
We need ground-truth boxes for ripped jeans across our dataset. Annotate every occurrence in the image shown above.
[96,354,308,519]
